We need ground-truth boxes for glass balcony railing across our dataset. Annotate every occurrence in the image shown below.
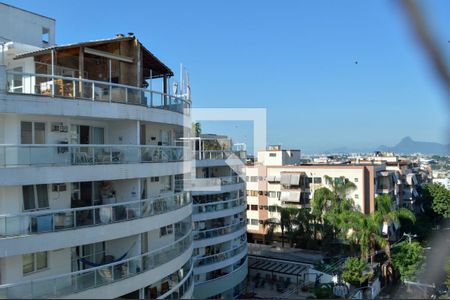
[0,192,191,237]
[179,176,244,189]
[0,233,192,299]
[192,197,246,214]
[194,242,247,268]
[159,264,194,300]
[193,221,246,240]
[5,71,191,115]
[194,151,233,160]
[0,144,187,168]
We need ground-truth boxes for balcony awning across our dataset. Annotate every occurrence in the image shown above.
[266,175,275,182]
[290,173,301,185]
[280,191,301,202]
[280,173,291,186]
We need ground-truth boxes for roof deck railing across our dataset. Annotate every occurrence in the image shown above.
[4,71,190,115]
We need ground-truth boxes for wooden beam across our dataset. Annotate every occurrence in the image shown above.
[84,47,133,63]
[136,41,142,88]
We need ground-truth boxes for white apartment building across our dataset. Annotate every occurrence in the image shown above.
[191,135,248,299]
[0,4,193,299]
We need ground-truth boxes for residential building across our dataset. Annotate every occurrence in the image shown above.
[191,135,248,299]
[0,4,193,299]
[245,146,403,243]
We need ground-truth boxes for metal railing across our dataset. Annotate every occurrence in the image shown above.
[0,192,191,237]
[194,242,247,267]
[0,232,192,299]
[192,197,246,214]
[5,71,190,115]
[0,144,187,167]
[193,221,246,240]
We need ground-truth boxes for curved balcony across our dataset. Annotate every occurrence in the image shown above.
[184,175,244,195]
[0,192,190,238]
[158,265,194,299]
[0,233,192,299]
[194,243,247,270]
[0,144,186,168]
[192,197,246,221]
[193,221,246,241]
[0,144,190,185]
[193,257,248,299]
[5,71,190,115]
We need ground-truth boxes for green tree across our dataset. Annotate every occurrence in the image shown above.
[310,187,334,242]
[374,194,416,246]
[343,211,388,261]
[426,183,450,218]
[391,241,425,281]
[262,206,299,247]
[342,257,372,287]
[191,122,201,137]
[324,175,357,201]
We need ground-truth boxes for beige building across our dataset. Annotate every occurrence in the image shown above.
[245,146,388,242]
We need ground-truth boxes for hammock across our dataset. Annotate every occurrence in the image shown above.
[74,240,137,267]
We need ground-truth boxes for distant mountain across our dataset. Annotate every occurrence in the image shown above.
[376,136,450,155]
[323,136,450,155]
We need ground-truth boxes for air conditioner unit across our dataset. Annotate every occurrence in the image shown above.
[52,183,67,192]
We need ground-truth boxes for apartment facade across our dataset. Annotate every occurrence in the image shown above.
[245,146,390,243]
[191,135,248,299]
[0,5,193,299]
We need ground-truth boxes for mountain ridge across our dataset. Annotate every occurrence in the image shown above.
[324,136,449,155]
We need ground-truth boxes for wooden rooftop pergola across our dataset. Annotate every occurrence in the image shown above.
[14,36,174,92]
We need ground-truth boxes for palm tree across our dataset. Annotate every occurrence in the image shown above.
[292,208,314,247]
[324,175,357,201]
[262,206,299,247]
[344,211,388,262]
[374,194,416,254]
[311,187,334,240]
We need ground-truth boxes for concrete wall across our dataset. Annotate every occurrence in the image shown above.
[0,3,55,47]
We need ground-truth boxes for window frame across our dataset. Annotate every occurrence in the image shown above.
[22,184,49,211]
[23,251,48,275]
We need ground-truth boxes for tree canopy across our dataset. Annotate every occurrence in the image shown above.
[425,183,450,218]
[342,257,372,287]
[391,241,425,281]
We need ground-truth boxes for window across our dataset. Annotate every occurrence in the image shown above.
[10,67,23,93]
[151,177,160,182]
[313,177,322,184]
[23,251,48,275]
[269,153,276,157]
[247,190,259,197]
[268,206,278,212]
[22,185,49,211]
[160,225,173,237]
[21,121,45,144]
[251,205,258,211]
[42,27,50,44]
[354,194,359,199]
[259,205,268,210]
[250,219,258,226]
[354,178,359,183]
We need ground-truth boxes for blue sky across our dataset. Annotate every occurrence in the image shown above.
[5,0,449,153]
